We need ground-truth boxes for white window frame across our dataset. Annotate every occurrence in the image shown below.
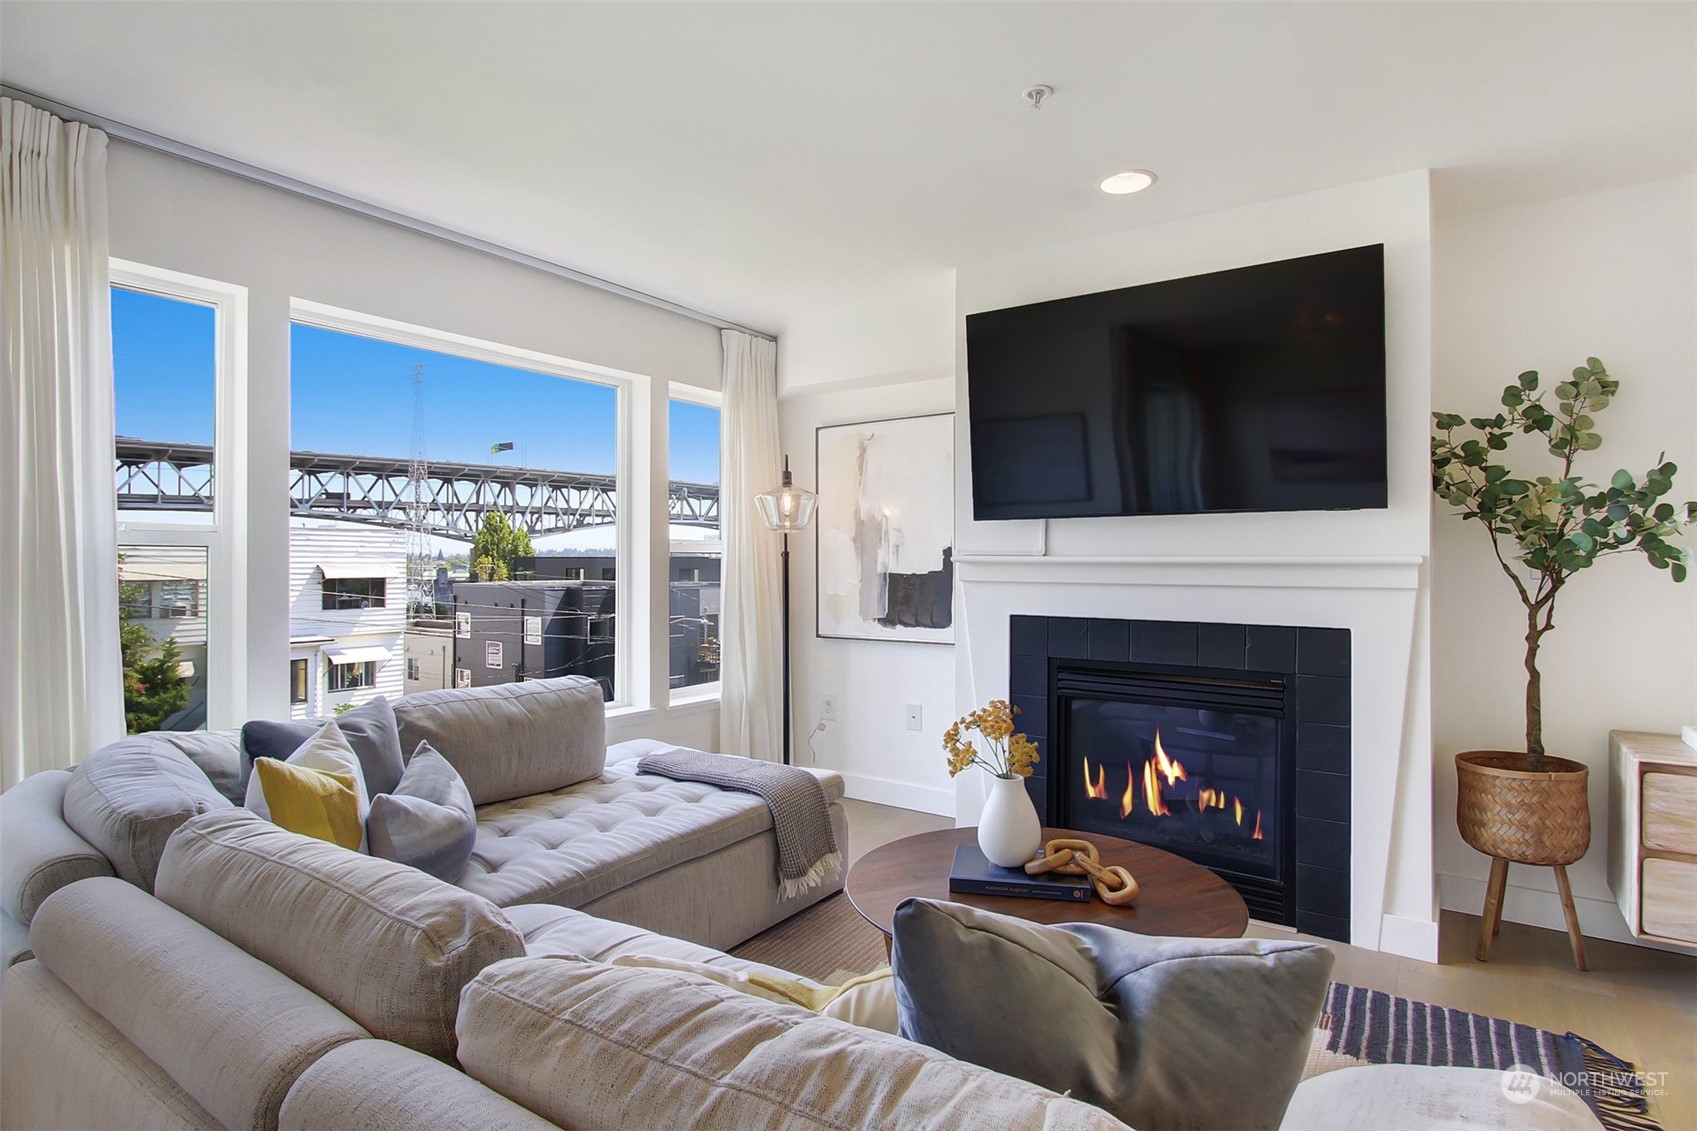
[665,383,724,707]
[111,260,250,729]
[289,300,650,711]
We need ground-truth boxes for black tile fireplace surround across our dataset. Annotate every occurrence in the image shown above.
[1008,615,1351,942]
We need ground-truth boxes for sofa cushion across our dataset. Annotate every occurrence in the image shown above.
[0,769,115,924]
[892,897,1334,1131]
[280,1041,561,1131]
[155,808,525,1059]
[460,760,805,907]
[1279,1064,1605,1131]
[27,877,368,1131]
[507,902,817,980]
[367,744,477,881]
[393,676,605,805]
[0,959,224,1131]
[456,956,1133,1131]
[153,729,246,804]
[243,696,405,797]
[62,737,233,891]
[611,954,900,1033]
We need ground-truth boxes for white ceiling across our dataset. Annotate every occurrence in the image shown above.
[3,2,1692,335]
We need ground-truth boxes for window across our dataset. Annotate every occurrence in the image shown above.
[668,396,722,694]
[110,262,246,734]
[290,659,309,705]
[321,576,387,610]
[289,311,622,706]
[117,545,210,733]
[406,657,422,682]
[601,567,616,581]
[158,580,202,618]
[328,661,376,692]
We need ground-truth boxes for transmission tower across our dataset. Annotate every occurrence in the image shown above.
[404,364,432,619]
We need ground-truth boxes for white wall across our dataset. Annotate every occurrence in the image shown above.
[106,142,723,747]
[777,374,958,815]
[1430,174,1697,947]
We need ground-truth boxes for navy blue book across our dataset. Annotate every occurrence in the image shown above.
[948,844,1094,903]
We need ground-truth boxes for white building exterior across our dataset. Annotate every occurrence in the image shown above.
[287,522,407,720]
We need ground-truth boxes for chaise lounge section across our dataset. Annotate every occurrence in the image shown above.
[0,675,846,966]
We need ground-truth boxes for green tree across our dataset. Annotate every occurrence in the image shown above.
[1432,358,1696,768]
[470,512,534,581]
[118,571,190,734]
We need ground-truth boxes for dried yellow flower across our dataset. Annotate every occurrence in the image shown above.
[940,697,1041,779]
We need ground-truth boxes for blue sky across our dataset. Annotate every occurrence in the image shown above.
[110,287,720,483]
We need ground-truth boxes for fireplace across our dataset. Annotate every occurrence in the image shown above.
[1010,616,1351,941]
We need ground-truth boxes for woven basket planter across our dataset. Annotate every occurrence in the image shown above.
[1455,751,1590,866]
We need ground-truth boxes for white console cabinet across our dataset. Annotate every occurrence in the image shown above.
[1608,730,1697,947]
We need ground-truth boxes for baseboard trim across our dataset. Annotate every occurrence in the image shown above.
[1378,913,1440,962]
[1438,871,1695,956]
[835,770,955,817]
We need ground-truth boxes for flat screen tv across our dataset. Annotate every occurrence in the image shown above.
[965,244,1387,520]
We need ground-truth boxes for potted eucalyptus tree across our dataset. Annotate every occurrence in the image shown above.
[1432,358,1695,967]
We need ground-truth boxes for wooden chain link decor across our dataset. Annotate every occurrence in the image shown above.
[1024,838,1141,906]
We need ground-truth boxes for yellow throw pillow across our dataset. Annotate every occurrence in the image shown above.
[254,758,363,850]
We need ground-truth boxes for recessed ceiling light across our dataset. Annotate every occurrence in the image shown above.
[1099,170,1157,195]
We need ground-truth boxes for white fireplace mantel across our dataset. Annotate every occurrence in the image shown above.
[953,552,1437,961]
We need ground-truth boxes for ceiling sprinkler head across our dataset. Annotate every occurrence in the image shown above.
[1023,85,1054,111]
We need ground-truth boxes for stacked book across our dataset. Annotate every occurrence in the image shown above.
[948,844,1094,903]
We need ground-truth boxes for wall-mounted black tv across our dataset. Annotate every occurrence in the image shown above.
[966,244,1387,521]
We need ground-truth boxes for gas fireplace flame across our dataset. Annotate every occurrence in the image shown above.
[1152,731,1188,786]
[1083,755,1108,801]
[1076,729,1264,845]
[1141,759,1169,817]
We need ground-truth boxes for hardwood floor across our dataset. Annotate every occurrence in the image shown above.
[844,797,1697,1128]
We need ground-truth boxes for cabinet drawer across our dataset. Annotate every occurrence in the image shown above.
[1642,858,1697,943]
[1644,772,1697,854]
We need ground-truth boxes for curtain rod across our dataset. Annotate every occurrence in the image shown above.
[2,84,777,343]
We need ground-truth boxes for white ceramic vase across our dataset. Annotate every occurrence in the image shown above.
[978,773,1042,867]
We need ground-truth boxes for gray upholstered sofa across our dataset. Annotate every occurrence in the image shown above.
[0,675,846,969]
[1,809,1131,1131]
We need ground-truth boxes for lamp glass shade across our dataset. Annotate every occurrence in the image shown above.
[756,460,817,533]
[756,481,817,532]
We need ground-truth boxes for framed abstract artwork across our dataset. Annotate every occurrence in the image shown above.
[815,412,954,644]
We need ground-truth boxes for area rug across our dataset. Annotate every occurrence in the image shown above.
[729,893,887,983]
[1309,983,1663,1131]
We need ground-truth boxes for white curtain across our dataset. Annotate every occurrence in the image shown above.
[719,330,783,762]
[1,98,123,790]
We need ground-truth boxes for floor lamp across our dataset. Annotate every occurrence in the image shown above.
[755,455,817,765]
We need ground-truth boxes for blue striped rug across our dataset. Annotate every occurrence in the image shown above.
[1319,983,1662,1131]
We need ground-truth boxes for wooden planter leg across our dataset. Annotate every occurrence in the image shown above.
[1477,858,1509,962]
[1551,865,1589,972]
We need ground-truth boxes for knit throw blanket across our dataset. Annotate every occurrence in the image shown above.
[637,748,841,899]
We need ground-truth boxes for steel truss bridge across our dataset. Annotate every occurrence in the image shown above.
[115,439,719,541]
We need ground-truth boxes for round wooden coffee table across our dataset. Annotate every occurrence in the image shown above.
[846,826,1249,946]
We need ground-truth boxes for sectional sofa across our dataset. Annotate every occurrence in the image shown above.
[0,675,847,969]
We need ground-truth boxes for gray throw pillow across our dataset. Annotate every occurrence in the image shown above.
[366,743,477,882]
[241,697,406,797]
[891,897,1334,1131]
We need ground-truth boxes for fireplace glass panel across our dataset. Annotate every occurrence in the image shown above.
[1065,699,1281,881]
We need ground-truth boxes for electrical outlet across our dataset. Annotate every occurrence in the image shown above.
[905,704,923,731]
[821,694,837,723]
